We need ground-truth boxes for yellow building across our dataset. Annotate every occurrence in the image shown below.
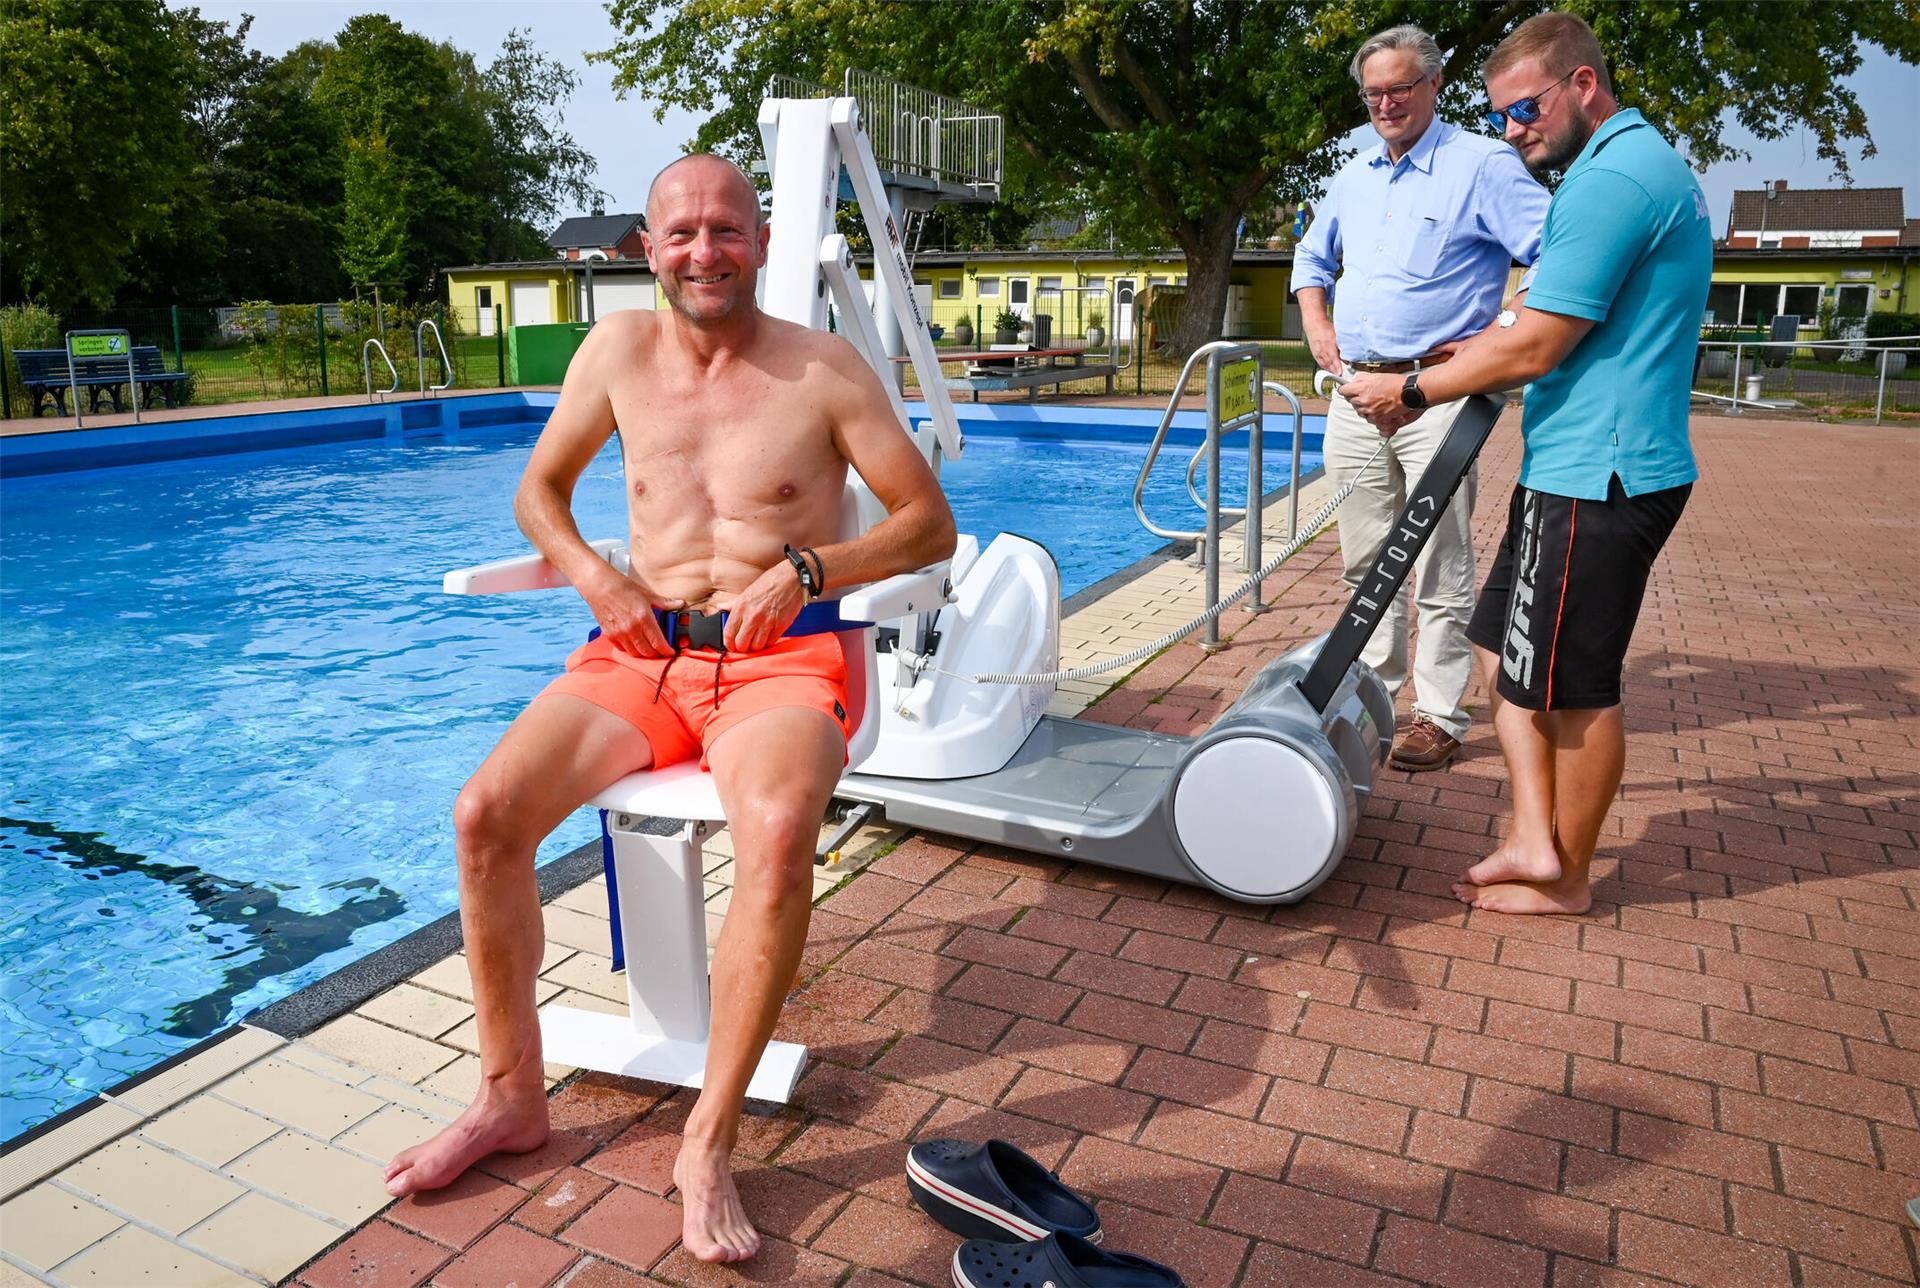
[439,261,659,337]
[907,249,1299,343]
[1706,246,1920,332]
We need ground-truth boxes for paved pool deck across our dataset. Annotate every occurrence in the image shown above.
[3,404,1917,1286]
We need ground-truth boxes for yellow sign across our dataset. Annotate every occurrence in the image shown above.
[1219,357,1258,423]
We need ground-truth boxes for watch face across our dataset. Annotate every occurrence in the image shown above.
[1498,309,1518,328]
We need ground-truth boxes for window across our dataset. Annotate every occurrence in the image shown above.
[1038,276,1063,291]
[1779,285,1820,322]
[1084,276,1106,293]
[976,276,1000,298]
[938,278,962,299]
[1009,279,1030,305]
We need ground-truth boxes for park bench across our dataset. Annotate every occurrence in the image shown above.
[10,345,188,416]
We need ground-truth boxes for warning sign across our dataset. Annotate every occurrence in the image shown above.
[1220,357,1259,424]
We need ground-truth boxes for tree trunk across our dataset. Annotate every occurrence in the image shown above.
[1166,212,1242,359]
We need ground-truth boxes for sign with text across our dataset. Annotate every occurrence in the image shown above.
[1220,357,1259,424]
[67,332,129,359]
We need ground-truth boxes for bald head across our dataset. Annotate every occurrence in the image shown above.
[645,154,763,231]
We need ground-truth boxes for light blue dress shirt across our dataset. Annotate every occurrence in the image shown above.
[1519,109,1712,500]
[1291,119,1550,362]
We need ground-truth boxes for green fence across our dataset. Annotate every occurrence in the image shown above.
[1,301,517,417]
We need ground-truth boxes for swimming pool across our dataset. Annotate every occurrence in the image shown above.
[0,393,1323,1138]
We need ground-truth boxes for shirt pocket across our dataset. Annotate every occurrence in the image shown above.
[1402,215,1449,279]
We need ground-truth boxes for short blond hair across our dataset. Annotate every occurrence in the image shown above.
[1482,11,1614,97]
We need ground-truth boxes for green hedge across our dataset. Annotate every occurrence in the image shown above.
[1864,312,1920,340]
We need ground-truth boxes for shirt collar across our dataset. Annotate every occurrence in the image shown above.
[1567,107,1646,175]
[1368,116,1453,174]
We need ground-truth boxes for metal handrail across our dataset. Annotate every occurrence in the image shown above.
[416,320,453,396]
[1131,341,1234,541]
[363,339,399,402]
[1265,381,1306,541]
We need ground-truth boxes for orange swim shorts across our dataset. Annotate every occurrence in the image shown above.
[540,632,851,770]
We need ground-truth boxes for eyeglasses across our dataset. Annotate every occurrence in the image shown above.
[1360,75,1428,108]
[1485,70,1575,131]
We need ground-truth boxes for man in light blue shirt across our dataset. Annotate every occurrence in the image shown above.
[1341,13,1712,918]
[1292,23,1550,772]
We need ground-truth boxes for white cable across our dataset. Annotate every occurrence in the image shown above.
[947,435,1389,687]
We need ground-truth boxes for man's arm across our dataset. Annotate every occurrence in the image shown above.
[514,316,678,657]
[1340,306,1594,423]
[722,337,956,653]
[1289,186,1344,377]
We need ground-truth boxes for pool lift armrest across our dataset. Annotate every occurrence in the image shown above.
[441,539,628,596]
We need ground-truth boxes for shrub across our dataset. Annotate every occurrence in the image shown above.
[992,308,1023,333]
[2,302,62,400]
[1863,311,1920,340]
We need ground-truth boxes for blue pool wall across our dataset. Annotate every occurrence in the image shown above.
[0,391,562,477]
[2,391,1325,478]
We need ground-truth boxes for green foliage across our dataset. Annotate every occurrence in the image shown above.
[1864,312,1920,340]
[0,0,202,308]
[595,0,1919,355]
[227,301,325,395]
[1,302,62,395]
[339,130,412,292]
[992,308,1024,334]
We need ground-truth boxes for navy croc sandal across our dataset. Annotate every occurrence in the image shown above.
[907,1138,1101,1244]
[952,1232,1184,1288]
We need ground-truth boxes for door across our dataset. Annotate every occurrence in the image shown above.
[1115,278,1138,348]
[509,280,551,327]
[591,277,656,317]
[1008,277,1032,320]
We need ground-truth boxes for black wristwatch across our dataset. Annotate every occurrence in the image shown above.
[1401,372,1428,410]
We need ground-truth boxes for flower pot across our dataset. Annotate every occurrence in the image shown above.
[1017,327,1034,345]
[1811,343,1847,363]
[952,323,973,347]
[1880,352,1908,377]
[1086,326,1105,347]
[994,328,1018,344]
[1700,349,1732,379]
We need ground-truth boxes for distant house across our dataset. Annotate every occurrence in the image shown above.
[441,210,658,335]
[549,209,649,262]
[1709,184,1919,330]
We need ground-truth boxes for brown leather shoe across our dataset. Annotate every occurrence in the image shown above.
[1390,718,1461,771]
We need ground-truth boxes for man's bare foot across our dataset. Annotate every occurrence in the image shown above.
[1460,837,1562,888]
[1451,872,1592,915]
[384,1087,548,1197]
[674,1138,760,1262]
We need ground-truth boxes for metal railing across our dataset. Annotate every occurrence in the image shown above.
[416,320,453,396]
[362,338,399,402]
[766,70,1002,197]
[1695,334,1919,424]
[1133,341,1267,649]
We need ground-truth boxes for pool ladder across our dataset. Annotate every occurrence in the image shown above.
[1132,340,1307,651]
[417,320,454,396]
[363,339,399,402]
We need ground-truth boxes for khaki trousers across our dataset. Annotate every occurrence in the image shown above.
[1323,391,1478,739]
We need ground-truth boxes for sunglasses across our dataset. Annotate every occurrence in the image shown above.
[1485,70,1575,131]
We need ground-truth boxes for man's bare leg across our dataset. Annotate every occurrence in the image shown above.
[1458,644,1563,890]
[1460,705,1619,914]
[385,696,654,1196]
[672,706,844,1262]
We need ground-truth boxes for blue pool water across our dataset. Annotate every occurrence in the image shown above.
[0,400,1321,1138]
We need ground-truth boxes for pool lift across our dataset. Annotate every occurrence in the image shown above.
[444,88,1500,1101]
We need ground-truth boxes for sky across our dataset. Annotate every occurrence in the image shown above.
[185,0,1918,238]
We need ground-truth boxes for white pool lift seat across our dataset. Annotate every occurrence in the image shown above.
[443,484,953,1103]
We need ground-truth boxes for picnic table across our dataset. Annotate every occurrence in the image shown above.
[894,346,1119,402]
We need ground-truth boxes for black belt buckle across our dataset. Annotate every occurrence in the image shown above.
[659,609,727,652]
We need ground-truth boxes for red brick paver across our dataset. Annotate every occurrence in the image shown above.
[294,414,1920,1286]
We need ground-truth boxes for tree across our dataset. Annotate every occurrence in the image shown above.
[0,0,201,308]
[339,130,410,293]
[596,0,1920,357]
[480,30,608,261]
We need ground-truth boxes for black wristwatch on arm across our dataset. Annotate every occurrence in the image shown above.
[1401,372,1428,410]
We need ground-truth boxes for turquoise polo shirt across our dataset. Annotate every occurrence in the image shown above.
[1520,108,1712,500]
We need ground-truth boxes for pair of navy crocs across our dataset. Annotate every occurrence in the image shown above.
[907,1139,1184,1287]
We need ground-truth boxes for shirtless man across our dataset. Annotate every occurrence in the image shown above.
[384,153,956,1262]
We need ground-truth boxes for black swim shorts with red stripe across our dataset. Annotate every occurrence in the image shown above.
[1466,476,1690,711]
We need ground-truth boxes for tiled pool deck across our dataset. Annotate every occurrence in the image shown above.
[3,404,1917,1286]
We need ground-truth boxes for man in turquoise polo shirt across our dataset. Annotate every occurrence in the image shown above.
[1341,11,1711,916]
